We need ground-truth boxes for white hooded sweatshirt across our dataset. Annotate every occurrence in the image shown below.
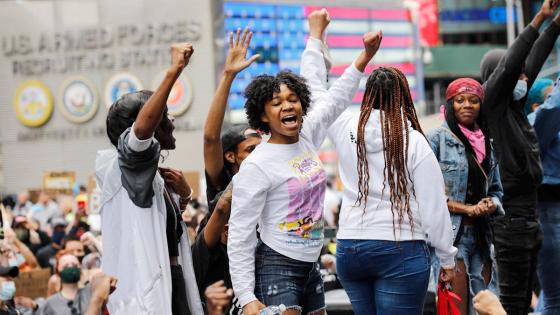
[327,110,457,267]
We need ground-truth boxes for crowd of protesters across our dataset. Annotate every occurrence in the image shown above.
[1,1,560,315]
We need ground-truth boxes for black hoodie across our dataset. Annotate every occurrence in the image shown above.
[480,22,560,208]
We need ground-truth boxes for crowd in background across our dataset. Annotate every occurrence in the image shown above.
[0,1,559,315]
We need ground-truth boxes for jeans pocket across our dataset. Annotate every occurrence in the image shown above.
[336,239,351,256]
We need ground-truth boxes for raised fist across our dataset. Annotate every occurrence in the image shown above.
[308,8,330,40]
[363,31,383,58]
[170,43,194,70]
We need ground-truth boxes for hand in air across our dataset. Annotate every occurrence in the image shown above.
[170,42,194,71]
[224,27,260,75]
[542,0,559,18]
[308,8,330,39]
[363,30,383,59]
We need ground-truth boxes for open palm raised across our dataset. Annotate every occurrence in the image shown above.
[225,27,261,75]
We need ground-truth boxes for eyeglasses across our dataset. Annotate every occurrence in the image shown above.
[67,299,80,315]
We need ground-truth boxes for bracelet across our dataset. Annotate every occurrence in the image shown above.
[180,190,193,203]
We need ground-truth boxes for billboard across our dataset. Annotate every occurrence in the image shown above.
[0,0,223,193]
[223,2,421,122]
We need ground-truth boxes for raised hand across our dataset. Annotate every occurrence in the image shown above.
[542,0,559,17]
[170,42,194,71]
[354,31,383,72]
[364,31,383,59]
[308,8,330,40]
[224,27,260,75]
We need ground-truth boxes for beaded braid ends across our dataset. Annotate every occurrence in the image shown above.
[355,67,424,237]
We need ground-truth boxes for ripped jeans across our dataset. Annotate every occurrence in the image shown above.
[255,241,325,314]
[336,239,430,315]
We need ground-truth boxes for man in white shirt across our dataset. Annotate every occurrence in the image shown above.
[96,43,203,315]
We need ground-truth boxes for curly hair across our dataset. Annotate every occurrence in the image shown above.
[243,71,311,134]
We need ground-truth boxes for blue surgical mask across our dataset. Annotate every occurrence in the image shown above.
[30,204,44,213]
[513,80,528,101]
[0,281,15,301]
[8,253,26,267]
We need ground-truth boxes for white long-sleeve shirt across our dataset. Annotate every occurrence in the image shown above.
[300,37,457,269]
[327,111,457,268]
[228,38,365,308]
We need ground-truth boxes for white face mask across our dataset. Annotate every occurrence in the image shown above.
[0,281,15,301]
[513,80,528,101]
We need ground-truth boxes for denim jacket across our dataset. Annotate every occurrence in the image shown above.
[427,122,505,243]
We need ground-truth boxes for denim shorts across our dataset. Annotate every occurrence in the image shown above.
[255,241,325,314]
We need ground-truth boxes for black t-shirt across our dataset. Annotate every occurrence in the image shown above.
[36,243,58,269]
[0,301,19,315]
[205,169,232,208]
[191,228,242,315]
[538,184,560,202]
[163,187,183,257]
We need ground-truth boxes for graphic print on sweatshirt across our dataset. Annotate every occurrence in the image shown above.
[278,151,326,247]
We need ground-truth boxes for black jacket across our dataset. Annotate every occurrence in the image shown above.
[480,22,560,203]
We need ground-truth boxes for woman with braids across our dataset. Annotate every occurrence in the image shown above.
[227,9,381,315]
[427,78,504,315]
[307,63,457,313]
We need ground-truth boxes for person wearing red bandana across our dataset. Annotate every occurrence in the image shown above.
[427,78,505,315]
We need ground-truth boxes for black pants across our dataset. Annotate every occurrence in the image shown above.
[492,214,542,315]
[171,265,191,315]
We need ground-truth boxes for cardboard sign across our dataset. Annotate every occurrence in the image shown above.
[14,268,51,299]
[183,171,200,198]
[43,171,75,195]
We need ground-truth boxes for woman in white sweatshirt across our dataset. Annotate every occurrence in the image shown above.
[311,65,457,314]
[227,10,381,315]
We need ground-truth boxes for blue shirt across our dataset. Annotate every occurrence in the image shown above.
[528,76,560,185]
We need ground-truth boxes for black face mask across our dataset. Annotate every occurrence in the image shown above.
[60,267,81,284]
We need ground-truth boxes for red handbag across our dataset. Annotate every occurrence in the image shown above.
[437,282,462,315]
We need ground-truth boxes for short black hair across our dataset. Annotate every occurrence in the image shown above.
[244,71,311,134]
[61,235,80,249]
[106,90,154,147]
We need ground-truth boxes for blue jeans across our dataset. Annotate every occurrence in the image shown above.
[456,226,486,293]
[336,239,430,315]
[456,225,498,315]
[255,241,325,314]
[537,202,560,315]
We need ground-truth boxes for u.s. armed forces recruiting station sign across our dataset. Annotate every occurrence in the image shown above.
[5,22,202,78]
[0,0,224,192]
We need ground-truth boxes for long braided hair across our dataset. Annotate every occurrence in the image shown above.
[355,67,424,236]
